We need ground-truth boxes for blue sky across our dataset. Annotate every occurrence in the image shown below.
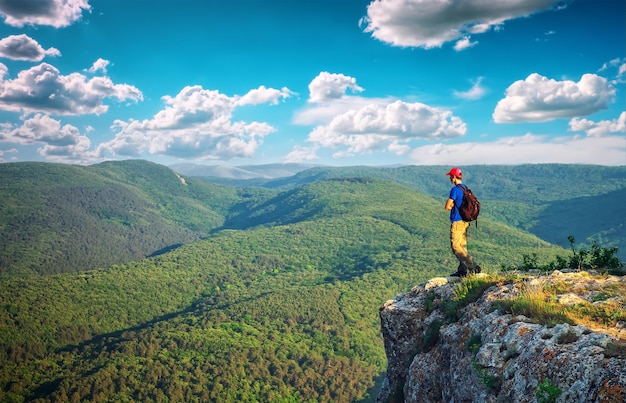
[0,0,624,167]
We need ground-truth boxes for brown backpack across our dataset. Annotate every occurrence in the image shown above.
[457,184,480,225]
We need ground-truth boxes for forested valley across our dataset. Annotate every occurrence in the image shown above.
[0,160,623,402]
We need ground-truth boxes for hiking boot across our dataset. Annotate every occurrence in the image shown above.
[450,263,468,277]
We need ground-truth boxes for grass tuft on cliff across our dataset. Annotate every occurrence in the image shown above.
[484,271,626,338]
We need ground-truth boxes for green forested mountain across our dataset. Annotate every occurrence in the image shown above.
[0,165,567,402]
[192,164,626,259]
[0,160,245,277]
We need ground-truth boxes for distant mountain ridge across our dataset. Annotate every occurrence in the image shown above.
[170,162,318,179]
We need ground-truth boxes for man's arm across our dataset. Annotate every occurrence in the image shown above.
[445,198,454,211]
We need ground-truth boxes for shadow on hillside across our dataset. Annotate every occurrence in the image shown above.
[148,243,184,257]
[529,188,626,260]
[219,187,325,230]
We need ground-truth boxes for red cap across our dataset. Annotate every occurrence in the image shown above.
[445,167,462,177]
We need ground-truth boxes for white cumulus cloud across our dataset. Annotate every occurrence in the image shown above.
[308,71,364,103]
[296,72,390,125]
[454,36,477,51]
[305,100,466,157]
[0,113,92,162]
[0,34,60,61]
[294,71,467,161]
[0,0,91,28]
[493,73,615,123]
[0,63,143,116]
[237,85,294,106]
[360,0,566,48]
[284,145,320,163]
[88,58,109,74]
[97,84,293,161]
[569,112,626,137]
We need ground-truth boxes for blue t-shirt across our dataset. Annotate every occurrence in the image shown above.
[449,184,466,222]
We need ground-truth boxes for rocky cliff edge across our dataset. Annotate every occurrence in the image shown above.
[377,271,626,403]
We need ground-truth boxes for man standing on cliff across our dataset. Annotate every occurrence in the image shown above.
[445,167,480,277]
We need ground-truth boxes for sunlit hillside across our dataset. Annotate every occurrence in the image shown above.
[0,165,572,402]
